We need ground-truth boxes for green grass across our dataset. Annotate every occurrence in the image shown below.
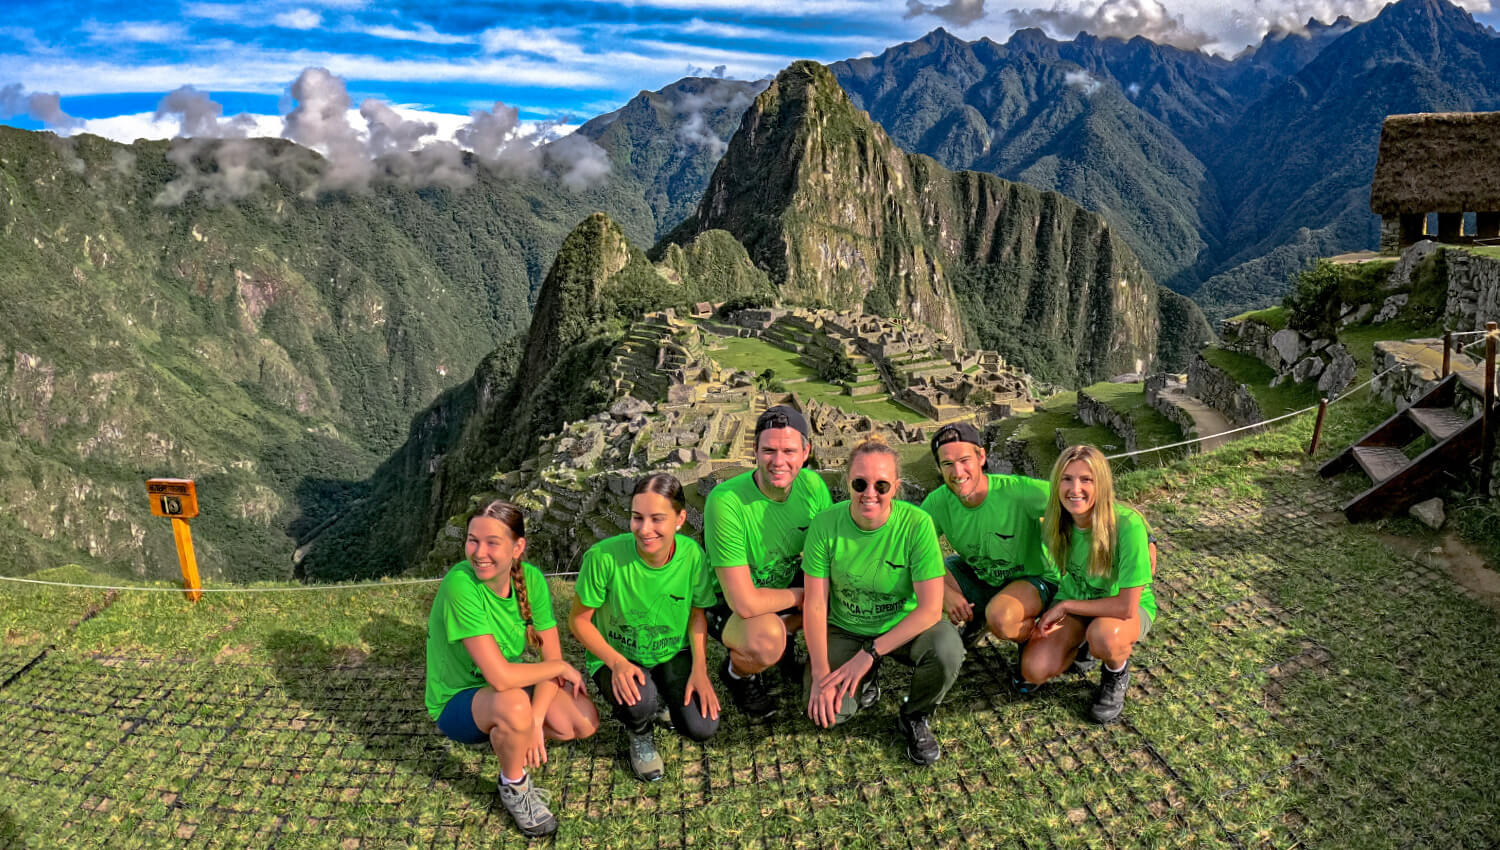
[997,391,1121,475]
[713,336,929,422]
[1337,319,1444,385]
[1198,347,1321,417]
[1080,381,1186,458]
[5,404,1499,847]
[1228,305,1288,331]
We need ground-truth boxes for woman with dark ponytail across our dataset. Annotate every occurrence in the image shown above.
[425,500,599,837]
[570,473,720,782]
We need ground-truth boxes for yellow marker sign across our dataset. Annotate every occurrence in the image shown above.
[146,478,202,601]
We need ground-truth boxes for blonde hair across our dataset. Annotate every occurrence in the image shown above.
[848,435,901,480]
[1044,445,1118,580]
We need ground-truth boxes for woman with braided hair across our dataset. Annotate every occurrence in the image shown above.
[425,500,599,837]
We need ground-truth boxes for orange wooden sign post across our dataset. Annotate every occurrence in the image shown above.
[147,478,202,601]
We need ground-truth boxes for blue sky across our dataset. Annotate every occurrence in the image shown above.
[2,0,1496,144]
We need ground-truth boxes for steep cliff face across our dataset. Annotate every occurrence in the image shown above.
[666,61,1201,385]
[297,214,771,579]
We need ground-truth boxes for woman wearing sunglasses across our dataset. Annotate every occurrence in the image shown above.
[801,436,965,765]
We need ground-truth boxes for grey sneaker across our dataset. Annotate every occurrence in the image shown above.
[498,774,557,837]
[627,729,665,782]
[1070,642,1098,675]
[1090,661,1131,724]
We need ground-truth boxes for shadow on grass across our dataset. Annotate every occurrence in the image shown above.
[0,807,20,846]
[264,615,496,811]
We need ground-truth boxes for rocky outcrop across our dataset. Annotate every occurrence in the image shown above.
[1220,314,1357,398]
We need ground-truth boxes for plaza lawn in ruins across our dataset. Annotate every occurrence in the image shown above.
[4,401,1499,848]
[997,391,1121,476]
[711,335,929,423]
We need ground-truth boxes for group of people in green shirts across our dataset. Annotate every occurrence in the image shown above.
[424,406,1158,837]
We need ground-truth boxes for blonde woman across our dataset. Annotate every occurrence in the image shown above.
[1019,445,1157,723]
[802,436,964,764]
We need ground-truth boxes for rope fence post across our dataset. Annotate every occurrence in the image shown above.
[1307,398,1329,456]
[1482,322,1497,498]
[1442,331,1452,378]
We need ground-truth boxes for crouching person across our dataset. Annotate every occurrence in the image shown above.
[803,437,965,764]
[570,473,721,782]
[426,501,600,838]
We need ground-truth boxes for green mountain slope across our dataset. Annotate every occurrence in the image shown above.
[663,61,1212,385]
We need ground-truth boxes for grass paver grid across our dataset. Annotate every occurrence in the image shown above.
[3,456,1500,846]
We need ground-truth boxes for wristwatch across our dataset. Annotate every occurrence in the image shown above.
[861,638,881,659]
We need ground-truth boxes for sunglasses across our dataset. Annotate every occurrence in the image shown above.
[850,478,893,494]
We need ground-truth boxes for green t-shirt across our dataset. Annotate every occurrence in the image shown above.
[704,467,832,592]
[574,533,717,676]
[802,500,946,636]
[1054,505,1157,620]
[920,474,1057,587]
[424,560,558,720]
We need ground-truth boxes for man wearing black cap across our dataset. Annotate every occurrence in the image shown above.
[922,425,1156,691]
[920,424,1057,683]
[703,405,832,718]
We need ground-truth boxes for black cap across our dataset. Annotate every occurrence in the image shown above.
[930,422,983,460]
[754,405,810,441]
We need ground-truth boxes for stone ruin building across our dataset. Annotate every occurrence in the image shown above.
[1372,111,1500,251]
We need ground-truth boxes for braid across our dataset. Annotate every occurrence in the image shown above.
[509,557,541,649]
[474,499,541,649]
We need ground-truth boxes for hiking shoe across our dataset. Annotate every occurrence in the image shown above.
[896,712,941,765]
[960,617,989,649]
[498,774,557,837]
[627,729,665,782]
[722,656,777,719]
[857,660,881,709]
[1070,642,1097,675]
[1090,662,1132,724]
[1009,665,1038,697]
[775,644,803,692]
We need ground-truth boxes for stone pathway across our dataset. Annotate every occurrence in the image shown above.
[1156,385,1236,452]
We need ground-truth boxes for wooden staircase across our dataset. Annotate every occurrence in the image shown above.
[1319,373,1486,522]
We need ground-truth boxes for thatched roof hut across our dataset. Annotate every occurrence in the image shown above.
[1370,112,1500,215]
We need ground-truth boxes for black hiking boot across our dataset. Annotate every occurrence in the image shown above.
[1090,661,1131,724]
[896,711,941,765]
[722,656,776,719]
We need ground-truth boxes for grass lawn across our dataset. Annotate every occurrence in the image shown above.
[5,402,1499,848]
[1227,305,1288,331]
[1080,381,1186,460]
[712,336,929,423]
[997,391,1121,475]
[1198,347,1321,417]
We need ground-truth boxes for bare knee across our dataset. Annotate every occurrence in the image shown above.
[1020,649,1059,685]
[747,619,787,667]
[491,689,533,735]
[987,595,1029,642]
[1086,621,1135,662]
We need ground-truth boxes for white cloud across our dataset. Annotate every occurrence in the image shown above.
[274,9,323,30]
[1064,68,1101,94]
[572,0,885,13]
[82,20,187,44]
[359,22,473,45]
[77,105,572,148]
[479,26,587,62]
[82,110,284,143]
[0,51,608,95]
[181,3,244,22]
